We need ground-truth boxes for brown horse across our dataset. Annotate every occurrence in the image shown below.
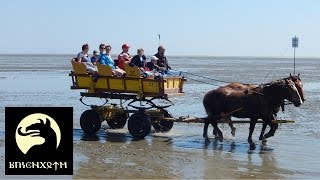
[258,74,305,142]
[219,82,259,137]
[218,74,305,141]
[203,77,303,150]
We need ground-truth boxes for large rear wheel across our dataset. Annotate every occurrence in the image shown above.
[80,110,102,134]
[128,113,151,139]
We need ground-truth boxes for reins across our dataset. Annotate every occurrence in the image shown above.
[245,77,290,96]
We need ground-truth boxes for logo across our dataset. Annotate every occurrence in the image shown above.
[5,107,73,175]
[16,113,61,155]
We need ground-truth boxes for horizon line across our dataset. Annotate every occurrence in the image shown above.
[168,55,320,59]
[0,53,319,59]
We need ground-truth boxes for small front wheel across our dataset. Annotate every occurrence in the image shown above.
[107,111,128,129]
[128,113,151,139]
[152,109,174,132]
[80,110,101,134]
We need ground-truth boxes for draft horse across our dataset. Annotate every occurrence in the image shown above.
[258,74,305,142]
[202,76,303,150]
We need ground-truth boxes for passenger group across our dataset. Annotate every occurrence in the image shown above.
[75,43,172,79]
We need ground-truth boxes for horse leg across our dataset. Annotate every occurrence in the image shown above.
[203,121,210,140]
[259,123,268,145]
[228,119,236,137]
[210,122,221,141]
[213,122,223,142]
[211,122,218,137]
[263,120,276,139]
[260,114,277,143]
[248,118,258,150]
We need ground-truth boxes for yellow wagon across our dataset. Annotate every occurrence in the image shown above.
[70,60,186,138]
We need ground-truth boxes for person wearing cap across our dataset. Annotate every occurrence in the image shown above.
[154,45,171,71]
[131,48,147,71]
[76,44,97,73]
[145,56,163,79]
[117,44,132,70]
[145,55,158,72]
[146,56,166,72]
[90,50,99,66]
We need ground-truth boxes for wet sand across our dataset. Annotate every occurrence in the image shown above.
[71,124,315,179]
[1,55,320,179]
[1,126,314,179]
[73,132,269,179]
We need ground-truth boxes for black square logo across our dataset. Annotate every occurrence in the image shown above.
[5,107,73,175]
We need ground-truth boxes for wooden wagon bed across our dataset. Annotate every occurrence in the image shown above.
[69,60,186,98]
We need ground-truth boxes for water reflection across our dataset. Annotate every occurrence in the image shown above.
[203,139,237,153]
[73,128,300,178]
[243,148,293,178]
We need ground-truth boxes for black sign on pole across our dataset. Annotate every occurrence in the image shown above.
[292,36,299,48]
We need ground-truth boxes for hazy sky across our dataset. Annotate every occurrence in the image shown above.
[1,0,319,57]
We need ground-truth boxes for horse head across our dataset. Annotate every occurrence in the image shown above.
[283,78,303,107]
[289,73,306,102]
[264,78,302,107]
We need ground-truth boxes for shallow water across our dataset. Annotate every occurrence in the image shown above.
[0,55,320,178]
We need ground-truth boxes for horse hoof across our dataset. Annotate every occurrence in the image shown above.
[261,139,267,145]
[250,143,256,150]
[203,134,208,139]
[205,138,211,143]
[218,136,223,142]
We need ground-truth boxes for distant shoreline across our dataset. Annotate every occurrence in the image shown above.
[0,54,319,59]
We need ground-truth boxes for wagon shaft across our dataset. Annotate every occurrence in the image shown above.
[158,116,295,124]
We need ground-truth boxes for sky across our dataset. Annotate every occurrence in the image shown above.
[1,0,319,57]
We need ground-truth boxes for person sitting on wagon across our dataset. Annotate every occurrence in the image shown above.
[90,50,99,66]
[147,56,167,73]
[76,44,97,74]
[117,44,132,70]
[145,56,163,79]
[99,45,125,76]
[154,46,182,76]
[131,48,146,71]
[154,45,171,71]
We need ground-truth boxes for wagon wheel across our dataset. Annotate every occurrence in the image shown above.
[107,111,129,129]
[152,109,174,133]
[80,110,102,134]
[128,113,151,139]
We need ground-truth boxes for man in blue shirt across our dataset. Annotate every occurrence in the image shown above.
[99,46,116,69]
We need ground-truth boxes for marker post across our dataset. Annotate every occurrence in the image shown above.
[292,36,299,75]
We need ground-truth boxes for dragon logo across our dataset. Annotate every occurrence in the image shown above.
[15,113,61,155]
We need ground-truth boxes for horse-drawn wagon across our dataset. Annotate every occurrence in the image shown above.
[70,60,186,138]
[70,59,305,149]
